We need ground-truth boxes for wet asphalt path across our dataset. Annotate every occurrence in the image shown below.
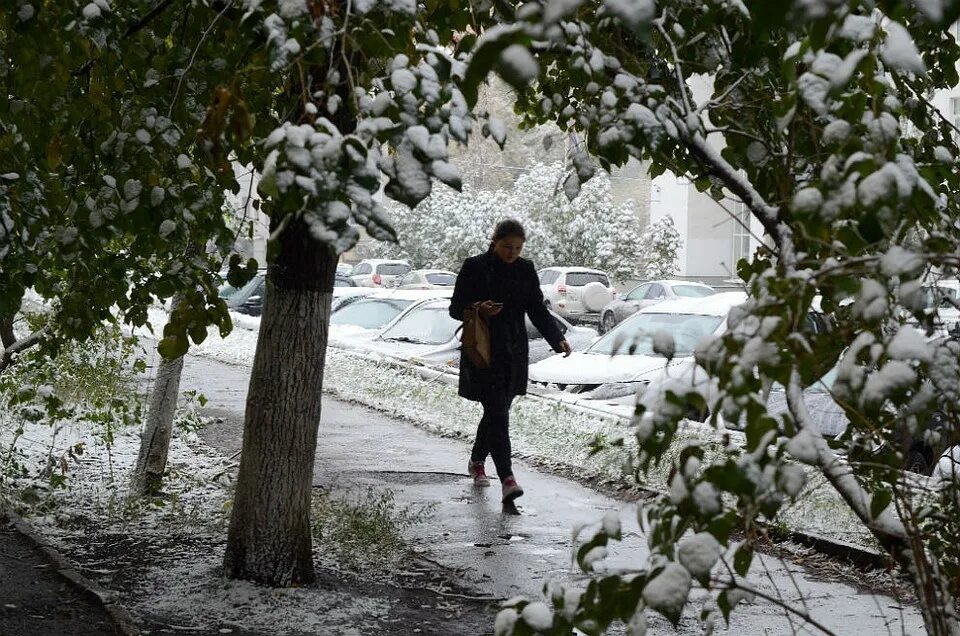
[179,352,925,635]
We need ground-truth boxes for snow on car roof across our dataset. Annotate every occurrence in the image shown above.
[356,258,410,265]
[659,279,714,288]
[638,291,747,317]
[539,266,609,274]
[367,288,454,301]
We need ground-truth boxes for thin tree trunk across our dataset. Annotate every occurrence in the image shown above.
[0,318,14,350]
[131,296,186,496]
[223,218,336,585]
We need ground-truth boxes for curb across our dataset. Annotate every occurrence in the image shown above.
[2,511,141,636]
[773,527,889,570]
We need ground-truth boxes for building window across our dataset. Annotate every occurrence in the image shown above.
[731,200,751,268]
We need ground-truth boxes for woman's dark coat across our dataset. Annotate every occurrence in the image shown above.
[449,252,565,402]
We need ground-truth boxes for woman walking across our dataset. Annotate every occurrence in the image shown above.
[449,219,572,503]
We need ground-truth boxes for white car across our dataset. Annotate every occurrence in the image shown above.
[336,263,354,276]
[331,285,377,312]
[328,289,453,347]
[394,269,458,290]
[528,292,747,417]
[598,280,717,333]
[538,267,617,323]
[349,259,412,288]
[333,296,597,367]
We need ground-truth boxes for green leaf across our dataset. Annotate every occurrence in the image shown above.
[733,543,752,578]
[870,491,892,520]
[157,334,188,360]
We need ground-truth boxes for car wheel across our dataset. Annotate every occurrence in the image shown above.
[601,312,616,334]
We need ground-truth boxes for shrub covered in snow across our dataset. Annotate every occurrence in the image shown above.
[375,162,646,281]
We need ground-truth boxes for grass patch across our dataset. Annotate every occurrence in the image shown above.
[311,486,434,572]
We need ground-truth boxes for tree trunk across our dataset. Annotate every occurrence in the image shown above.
[223,218,336,585]
[0,318,14,350]
[131,296,186,496]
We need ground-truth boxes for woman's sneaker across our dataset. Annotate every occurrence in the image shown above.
[501,477,524,502]
[468,460,490,487]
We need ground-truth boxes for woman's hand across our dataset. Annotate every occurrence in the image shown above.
[559,339,572,357]
[477,300,503,317]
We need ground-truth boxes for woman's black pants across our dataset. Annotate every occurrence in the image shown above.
[470,391,515,482]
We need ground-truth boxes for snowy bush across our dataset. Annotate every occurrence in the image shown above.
[0,319,144,508]
[637,216,682,280]
[376,162,646,280]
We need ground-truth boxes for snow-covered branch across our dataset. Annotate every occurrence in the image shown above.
[0,326,48,373]
[784,370,906,544]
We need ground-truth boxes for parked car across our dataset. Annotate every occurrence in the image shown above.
[335,274,357,287]
[227,272,370,316]
[350,259,412,288]
[336,263,354,276]
[226,272,267,316]
[394,269,458,290]
[599,280,717,333]
[528,293,747,416]
[331,285,377,312]
[538,267,617,323]
[337,298,597,367]
[218,268,267,300]
[328,289,453,341]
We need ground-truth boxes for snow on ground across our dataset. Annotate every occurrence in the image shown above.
[0,401,409,634]
[0,330,403,634]
[141,308,872,547]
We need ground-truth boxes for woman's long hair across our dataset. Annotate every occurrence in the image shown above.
[488,218,526,252]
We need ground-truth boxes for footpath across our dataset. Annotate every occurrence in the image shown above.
[0,513,133,635]
[186,352,926,635]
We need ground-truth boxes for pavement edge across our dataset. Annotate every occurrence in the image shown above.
[1,510,141,636]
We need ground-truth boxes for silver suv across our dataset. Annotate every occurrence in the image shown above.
[349,259,412,288]
[538,267,617,323]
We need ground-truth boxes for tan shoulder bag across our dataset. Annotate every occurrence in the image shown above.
[461,304,492,369]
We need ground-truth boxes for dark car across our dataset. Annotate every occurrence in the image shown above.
[226,272,267,316]
[228,273,356,316]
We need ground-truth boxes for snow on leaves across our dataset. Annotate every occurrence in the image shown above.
[474,1,960,633]
[375,162,647,280]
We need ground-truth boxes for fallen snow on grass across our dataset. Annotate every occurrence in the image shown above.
[127,552,392,635]
[0,369,400,635]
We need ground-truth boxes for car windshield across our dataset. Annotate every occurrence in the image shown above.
[673,285,717,298]
[425,273,457,286]
[566,272,609,287]
[378,263,411,275]
[589,312,723,357]
[330,299,414,329]
[380,304,459,345]
[771,366,838,394]
[924,285,959,309]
